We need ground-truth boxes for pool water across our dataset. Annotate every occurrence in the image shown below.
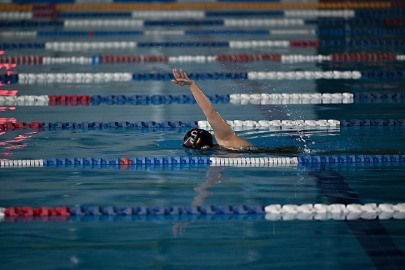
[1,2,405,270]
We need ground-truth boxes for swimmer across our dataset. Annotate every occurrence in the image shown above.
[172,69,403,156]
[172,68,253,150]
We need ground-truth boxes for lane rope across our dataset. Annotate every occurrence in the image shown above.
[0,19,398,28]
[1,203,404,222]
[3,70,405,85]
[4,10,405,20]
[0,161,400,171]
[1,53,404,65]
[2,93,404,106]
[2,40,405,51]
[2,119,405,132]
[0,10,362,20]
[0,3,393,12]
[1,154,405,168]
[4,9,405,20]
[5,29,405,38]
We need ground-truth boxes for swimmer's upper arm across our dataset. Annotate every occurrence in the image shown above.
[206,110,252,149]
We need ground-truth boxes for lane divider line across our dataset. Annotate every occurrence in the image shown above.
[0,3,393,12]
[1,155,405,168]
[2,119,405,132]
[2,40,405,51]
[1,53,404,65]
[1,203,404,222]
[2,70,405,85]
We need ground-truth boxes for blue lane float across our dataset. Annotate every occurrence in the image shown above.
[70,205,265,216]
[2,214,266,222]
[339,119,405,127]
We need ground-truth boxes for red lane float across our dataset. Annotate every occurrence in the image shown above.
[119,157,133,165]
[330,53,397,62]
[290,41,320,47]
[48,95,92,106]
[0,56,42,65]
[0,122,43,130]
[33,11,59,19]
[4,206,70,217]
[385,18,405,25]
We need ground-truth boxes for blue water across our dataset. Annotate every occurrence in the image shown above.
[1,5,405,270]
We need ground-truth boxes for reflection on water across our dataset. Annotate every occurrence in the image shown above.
[0,131,37,157]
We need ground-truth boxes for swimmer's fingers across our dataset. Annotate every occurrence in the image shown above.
[172,78,189,86]
[172,79,184,85]
[179,70,193,85]
[182,71,191,81]
[172,69,183,85]
[177,79,191,86]
[172,69,192,85]
[173,68,180,79]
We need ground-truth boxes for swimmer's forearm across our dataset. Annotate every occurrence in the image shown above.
[188,81,217,118]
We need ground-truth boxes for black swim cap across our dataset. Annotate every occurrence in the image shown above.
[182,128,214,149]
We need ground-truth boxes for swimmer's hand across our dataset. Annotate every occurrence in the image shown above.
[172,69,194,86]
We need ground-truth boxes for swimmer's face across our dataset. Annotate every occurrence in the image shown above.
[182,128,213,149]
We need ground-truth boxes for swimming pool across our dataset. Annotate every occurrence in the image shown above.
[1,1,405,269]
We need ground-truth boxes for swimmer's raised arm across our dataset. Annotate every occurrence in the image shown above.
[172,68,252,149]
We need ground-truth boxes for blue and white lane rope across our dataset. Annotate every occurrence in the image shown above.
[0,10,360,20]
[1,204,405,222]
[3,93,405,106]
[0,161,400,171]
[0,93,356,106]
[2,40,405,51]
[3,118,405,133]
[2,119,405,133]
[3,29,405,39]
[3,70,405,85]
[1,154,405,168]
[7,10,405,20]
[0,18,398,28]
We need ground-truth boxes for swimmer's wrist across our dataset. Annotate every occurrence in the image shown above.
[188,80,195,86]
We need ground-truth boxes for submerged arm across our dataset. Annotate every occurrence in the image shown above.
[172,69,252,149]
